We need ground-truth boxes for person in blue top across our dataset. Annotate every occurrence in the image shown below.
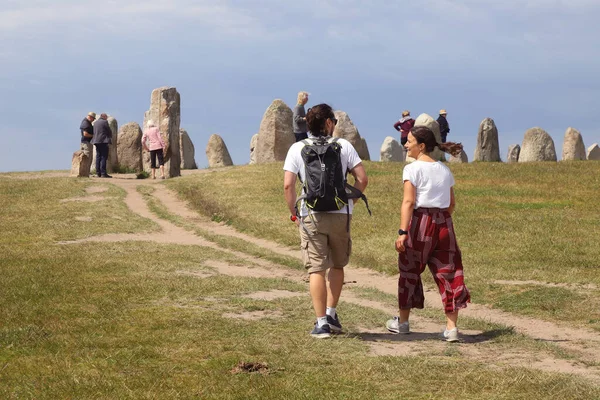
[79,112,95,176]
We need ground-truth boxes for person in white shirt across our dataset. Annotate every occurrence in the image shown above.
[387,126,470,342]
[283,103,368,338]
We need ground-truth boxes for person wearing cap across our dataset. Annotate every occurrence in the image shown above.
[293,91,309,142]
[79,112,96,176]
[393,110,415,145]
[437,109,450,143]
[91,113,113,178]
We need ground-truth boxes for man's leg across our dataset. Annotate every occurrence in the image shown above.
[326,268,344,308]
[94,144,101,176]
[309,270,327,318]
[100,144,108,176]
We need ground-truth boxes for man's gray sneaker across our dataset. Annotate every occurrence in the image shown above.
[443,328,459,342]
[327,315,342,333]
[310,323,331,339]
[386,316,410,334]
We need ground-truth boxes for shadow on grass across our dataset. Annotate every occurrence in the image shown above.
[355,328,514,344]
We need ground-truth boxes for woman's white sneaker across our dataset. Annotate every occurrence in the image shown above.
[386,316,410,334]
[443,328,459,342]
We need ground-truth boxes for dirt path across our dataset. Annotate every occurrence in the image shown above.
[58,177,600,382]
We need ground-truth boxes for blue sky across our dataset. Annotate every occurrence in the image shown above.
[1,0,599,172]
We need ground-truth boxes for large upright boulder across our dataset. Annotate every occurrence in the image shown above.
[249,133,258,165]
[380,137,405,162]
[407,113,444,162]
[142,87,181,178]
[588,143,600,160]
[117,122,143,172]
[255,100,294,163]
[206,134,233,167]
[474,118,501,162]
[91,115,118,173]
[70,151,90,177]
[179,129,197,169]
[562,127,586,161]
[519,127,557,162]
[507,144,520,163]
[333,111,370,160]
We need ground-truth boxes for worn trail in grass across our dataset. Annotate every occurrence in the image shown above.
[51,173,600,383]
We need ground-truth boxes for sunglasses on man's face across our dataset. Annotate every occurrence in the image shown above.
[330,117,338,126]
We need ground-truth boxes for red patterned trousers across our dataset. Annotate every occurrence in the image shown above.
[398,208,470,313]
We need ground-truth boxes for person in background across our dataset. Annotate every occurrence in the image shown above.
[437,109,450,143]
[293,91,309,142]
[387,126,469,342]
[91,113,112,178]
[79,112,96,176]
[393,110,415,145]
[142,119,166,179]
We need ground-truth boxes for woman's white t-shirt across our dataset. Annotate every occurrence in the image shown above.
[402,161,455,208]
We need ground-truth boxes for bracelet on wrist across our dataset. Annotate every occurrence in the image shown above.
[290,215,298,222]
[398,229,408,236]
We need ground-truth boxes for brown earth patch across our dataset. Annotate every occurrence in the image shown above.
[243,290,305,301]
[222,310,284,320]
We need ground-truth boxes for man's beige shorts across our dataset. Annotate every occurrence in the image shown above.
[299,213,352,274]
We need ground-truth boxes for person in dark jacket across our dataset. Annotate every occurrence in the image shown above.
[393,110,415,145]
[293,91,309,142]
[91,113,113,178]
[437,109,450,143]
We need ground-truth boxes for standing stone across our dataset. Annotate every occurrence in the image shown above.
[117,122,143,172]
[255,100,294,163]
[474,118,501,162]
[588,143,600,160]
[407,113,444,162]
[70,151,90,177]
[507,144,521,163]
[519,127,557,162]
[333,111,370,160]
[91,115,118,173]
[179,129,197,169]
[142,87,181,177]
[448,150,469,163]
[562,127,586,161]
[206,134,233,167]
[380,137,405,162]
[249,133,259,165]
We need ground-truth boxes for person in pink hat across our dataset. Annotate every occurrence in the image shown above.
[142,120,166,179]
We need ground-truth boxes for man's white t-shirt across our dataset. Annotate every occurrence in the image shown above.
[283,136,362,217]
[402,161,455,208]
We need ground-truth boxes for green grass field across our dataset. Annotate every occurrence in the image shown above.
[167,161,600,331]
[1,163,599,399]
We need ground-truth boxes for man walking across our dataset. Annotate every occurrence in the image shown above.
[91,113,113,178]
[437,109,450,143]
[283,103,368,338]
[292,91,309,142]
[79,112,96,176]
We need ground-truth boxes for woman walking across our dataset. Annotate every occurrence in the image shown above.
[387,126,470,342]
[142,120,166,179]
